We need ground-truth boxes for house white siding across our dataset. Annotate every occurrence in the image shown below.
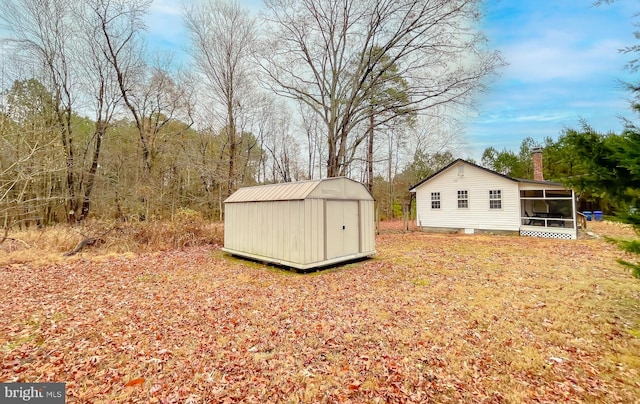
[414,161,520,232]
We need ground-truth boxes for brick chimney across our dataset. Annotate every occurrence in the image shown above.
[532,147,544,181]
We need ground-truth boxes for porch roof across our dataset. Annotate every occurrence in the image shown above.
[516,178,564,187]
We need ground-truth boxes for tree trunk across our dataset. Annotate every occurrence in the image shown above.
[387,139,393,218]
[80,122,106,221]
[327,132,338,177]
[227,100,236,197]
[367,111,374,193]
[58,106,78,223]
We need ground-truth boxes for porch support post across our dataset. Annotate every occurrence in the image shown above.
[571,189,578,238]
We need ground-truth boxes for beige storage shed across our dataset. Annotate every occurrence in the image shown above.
[223,177,376,270]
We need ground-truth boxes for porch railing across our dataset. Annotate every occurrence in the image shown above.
[576,212,588,229]
[521,216,575,228]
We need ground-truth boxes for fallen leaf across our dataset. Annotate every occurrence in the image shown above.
[125,378,145,387]
[348,381,361,390]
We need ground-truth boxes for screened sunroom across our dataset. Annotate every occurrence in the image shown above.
[519,182,577,240]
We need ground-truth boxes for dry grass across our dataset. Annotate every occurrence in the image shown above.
[586,219,638,240]
[0,221,639,402]
[0,211,224,266]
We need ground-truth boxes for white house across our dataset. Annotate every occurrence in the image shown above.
[223,177,376,270]
[409,158,578,240]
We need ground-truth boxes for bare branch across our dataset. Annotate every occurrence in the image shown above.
[260,0,504,177]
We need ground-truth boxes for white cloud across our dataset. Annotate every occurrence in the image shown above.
[473,111,572,125]
[502,35,626,82]
[143,0,190,61]
[149,0,183,17]
[513,113,571,122]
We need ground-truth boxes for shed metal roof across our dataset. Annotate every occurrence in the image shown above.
[225,180,322,202]
[225,177,373,203]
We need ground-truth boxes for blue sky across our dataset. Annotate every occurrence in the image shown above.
[145,0,639,159]
[468,0,638,157]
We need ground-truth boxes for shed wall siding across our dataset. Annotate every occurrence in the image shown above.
[360,200,375,253]
[226,200,306,265]
[415,163,520,231]
[303,198,325,264]
[224,203,241,251]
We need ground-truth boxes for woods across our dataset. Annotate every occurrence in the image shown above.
[0,0,500,228]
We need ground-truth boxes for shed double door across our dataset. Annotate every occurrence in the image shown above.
[325,200,360,260]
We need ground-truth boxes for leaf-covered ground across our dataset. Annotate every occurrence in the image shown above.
[1,226,640,402]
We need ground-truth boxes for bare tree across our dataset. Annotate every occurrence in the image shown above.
[260,0,503,178]
[0,0,89,222]
[86,0,157,173]
[88,0,196,220]
[245,95,272,183]
[184,0,256,197]
[299,102,325,180]
[75,2,126,220]
[0,79,65,227]
[248,95,304,183]
[136,66,195,166]
[1,0,198,223]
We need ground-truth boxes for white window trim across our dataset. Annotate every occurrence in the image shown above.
[431,192,441,209]
[457,190,469,209]
[489,189,502,210]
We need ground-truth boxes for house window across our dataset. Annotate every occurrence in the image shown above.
[457,190,468,208]
[489,190,502,209]
[431,192,441,209]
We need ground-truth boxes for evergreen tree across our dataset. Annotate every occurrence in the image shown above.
[480,137,539,178]
[558,123,640,277]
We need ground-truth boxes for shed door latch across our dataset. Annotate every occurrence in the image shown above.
[342,225,345,230]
